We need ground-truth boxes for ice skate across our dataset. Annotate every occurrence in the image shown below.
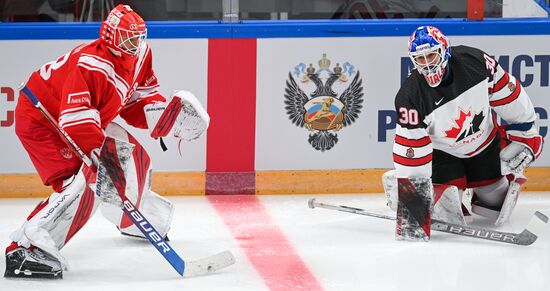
[4,245,63,280]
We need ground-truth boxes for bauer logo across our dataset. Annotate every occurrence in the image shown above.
[284,54,364,151]
[123,201,171,253]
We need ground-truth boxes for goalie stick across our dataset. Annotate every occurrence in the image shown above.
[21,85,235,277]
[308,198,548,246]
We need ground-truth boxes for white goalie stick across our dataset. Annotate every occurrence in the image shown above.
[308,198,548,246]
[21,85,235,277]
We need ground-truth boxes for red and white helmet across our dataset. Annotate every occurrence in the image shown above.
[100,4,147,56]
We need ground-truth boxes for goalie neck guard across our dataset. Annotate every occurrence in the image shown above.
[100,4,147,56]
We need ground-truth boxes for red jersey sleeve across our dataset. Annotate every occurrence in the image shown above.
[120,46,166,129]
[58,67,105,156]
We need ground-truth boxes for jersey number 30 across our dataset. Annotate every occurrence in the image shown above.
[398,107,419,125]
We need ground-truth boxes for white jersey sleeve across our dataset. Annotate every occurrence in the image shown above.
[393,123,433,179]
[488,61,537,124]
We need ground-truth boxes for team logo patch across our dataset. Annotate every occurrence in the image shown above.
[284,54,364,151]
[406,147,415,158]
[60,148,73,159]
[444,107,485,145]
[507,81,516,92]
[67,92,91,105]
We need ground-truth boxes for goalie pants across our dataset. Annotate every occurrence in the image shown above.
[9,122,174,269]
[15,103,82,192]
[432,135,503,189]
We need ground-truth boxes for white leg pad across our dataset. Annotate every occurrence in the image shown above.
[495,180,522,226]
[9,167,100,270]
[383,170,467,225]
[99,122,174,238]
[471,177,509,221]
[100,190,174,238]
[432,184,467,225]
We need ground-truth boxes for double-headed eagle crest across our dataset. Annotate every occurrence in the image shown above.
[284,54,364,151]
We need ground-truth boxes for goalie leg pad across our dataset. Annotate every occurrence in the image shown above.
[385,171,468,225]
[396,177,432,242]
[495,177,524,226]
[105,191,175,239]
[99,123,174,238]
[8,166,100,270]
[471,176,509,220]
[432,184,468,225]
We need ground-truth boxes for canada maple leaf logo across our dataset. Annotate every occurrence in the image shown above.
[445,109,471,139]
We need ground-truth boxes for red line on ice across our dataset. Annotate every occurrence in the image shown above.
[208,195,323,291]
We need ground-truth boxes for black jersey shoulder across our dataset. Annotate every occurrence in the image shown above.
[449,45,493,82]
[394,70,433,129]
[395,68,424,109]
[395,45,492,127]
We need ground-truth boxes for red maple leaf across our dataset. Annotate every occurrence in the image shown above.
[445,110,471,138]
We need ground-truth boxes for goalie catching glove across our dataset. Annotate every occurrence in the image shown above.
[500,123,543,175]
[144,90,210,142]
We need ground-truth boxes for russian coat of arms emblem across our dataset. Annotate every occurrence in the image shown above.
[284,54,364,151]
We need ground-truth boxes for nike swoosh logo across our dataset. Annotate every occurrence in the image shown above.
[435,97,444,105]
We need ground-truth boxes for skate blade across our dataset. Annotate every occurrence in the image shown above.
[4,268,63,280]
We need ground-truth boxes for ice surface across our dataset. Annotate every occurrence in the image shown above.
[1,193,549,291]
